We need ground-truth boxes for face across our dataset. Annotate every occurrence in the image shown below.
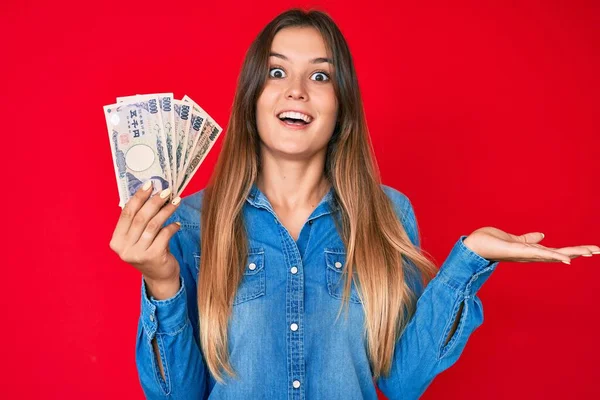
[256,27,338,159]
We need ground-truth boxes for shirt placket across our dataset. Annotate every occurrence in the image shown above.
[246,184,337,399]
[277,218,306,400]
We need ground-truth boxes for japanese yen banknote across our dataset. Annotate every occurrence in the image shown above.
[103,93,222,207]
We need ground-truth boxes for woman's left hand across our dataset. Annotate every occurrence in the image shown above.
[463,227,600,265]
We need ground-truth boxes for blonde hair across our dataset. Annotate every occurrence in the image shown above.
[198,8,438,383]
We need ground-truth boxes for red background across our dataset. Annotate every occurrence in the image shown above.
[2,0,599,398]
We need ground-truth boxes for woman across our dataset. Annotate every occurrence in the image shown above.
[109,8,599,400]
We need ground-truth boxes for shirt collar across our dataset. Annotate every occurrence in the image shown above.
[246,181,339,218]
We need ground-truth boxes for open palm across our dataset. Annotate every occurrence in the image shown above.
[463,227,600,265]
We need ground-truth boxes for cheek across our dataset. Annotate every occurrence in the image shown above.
[257,86,278,113]
[255,100,268,129]
[320,92,338,125]
[256,91,278,138]
[316,85,337,112]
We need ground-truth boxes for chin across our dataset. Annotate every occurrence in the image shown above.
[276,145,312,157]
[264,141,312,157]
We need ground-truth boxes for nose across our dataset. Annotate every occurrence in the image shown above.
[285,76,308,101]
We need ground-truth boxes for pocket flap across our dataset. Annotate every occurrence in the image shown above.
[325,248,346,273]
[245,249,265,276]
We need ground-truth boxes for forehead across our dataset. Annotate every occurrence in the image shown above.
[271,27,329,58]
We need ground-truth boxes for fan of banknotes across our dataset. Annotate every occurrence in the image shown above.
[103,93,222,208]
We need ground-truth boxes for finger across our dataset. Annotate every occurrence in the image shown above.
[136,196,182,251]
[582,245,600,255]
[524,246,572,264]
[147,221,182,254]
[126,187,173,244]
[112,181,153,241]
[518,232,545,244]
[552,246,598,259]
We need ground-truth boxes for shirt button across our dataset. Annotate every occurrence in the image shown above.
[290,323,298,331]
[308,220,313,225]
[149,314,154,322]
[335,261,342,269]
[293,380,301,389]
[248,263,256,271]
[291,266,298,274]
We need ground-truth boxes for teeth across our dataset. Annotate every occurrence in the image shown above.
[277,111,312,123]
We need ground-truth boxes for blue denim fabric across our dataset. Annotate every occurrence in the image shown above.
[136,183,499,399]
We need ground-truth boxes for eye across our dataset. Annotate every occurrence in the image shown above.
[311,71,330,82]
[269,67,286,79]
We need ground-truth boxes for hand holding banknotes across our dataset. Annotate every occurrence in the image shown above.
[109,181,182,300]
[104,92,222,298]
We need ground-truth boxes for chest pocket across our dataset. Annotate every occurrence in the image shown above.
[193,249,266,306]
[233,248,266,305]
[325,248,363,304]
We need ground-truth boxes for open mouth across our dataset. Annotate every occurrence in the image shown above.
[280,117,309,126]
[277,111,313,127]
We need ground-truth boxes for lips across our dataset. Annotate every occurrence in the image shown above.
[276,110,314,124]
[274,109,315,131]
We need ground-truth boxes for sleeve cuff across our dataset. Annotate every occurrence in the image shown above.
[140,274,189,340]
[437,235,500,295]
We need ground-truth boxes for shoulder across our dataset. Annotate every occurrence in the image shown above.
[380,184,414,224]
[380,184,420,247]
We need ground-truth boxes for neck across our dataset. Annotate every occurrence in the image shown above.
[256,150,330,211]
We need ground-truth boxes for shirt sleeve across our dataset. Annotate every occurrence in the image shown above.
[135,214,208,399]
[377,197,500,400]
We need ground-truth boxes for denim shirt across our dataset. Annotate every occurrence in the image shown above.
[135,183,499,400]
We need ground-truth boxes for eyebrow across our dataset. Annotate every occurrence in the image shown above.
[269,52,333,64]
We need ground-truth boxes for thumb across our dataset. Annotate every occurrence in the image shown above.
[518,232,545,244]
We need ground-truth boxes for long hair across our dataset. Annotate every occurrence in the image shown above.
[199,8,439,383]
